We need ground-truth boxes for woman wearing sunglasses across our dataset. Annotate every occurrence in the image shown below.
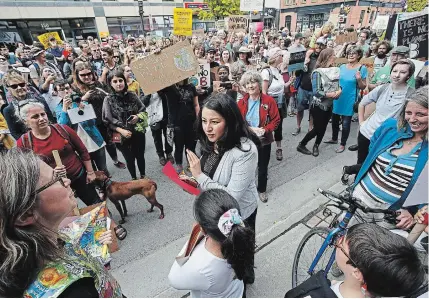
[286,223,427,298]
[0,149,123,298]
[16,102,101,207]
[2,70,55,140]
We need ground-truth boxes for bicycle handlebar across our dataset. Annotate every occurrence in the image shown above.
[317,188,396,216]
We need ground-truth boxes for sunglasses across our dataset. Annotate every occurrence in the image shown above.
[79,72,93,78]
[9,82,26,89]
[335,234,357,267]
[252,36,258,39]
[32,171,67,197]
[113,56,120,59]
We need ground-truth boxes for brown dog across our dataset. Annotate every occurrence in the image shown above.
[93,171,164,224]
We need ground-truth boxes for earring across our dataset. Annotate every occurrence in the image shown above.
[361,283,368,297]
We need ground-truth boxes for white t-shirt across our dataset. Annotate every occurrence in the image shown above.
[261,66,284,97]
[168,238,244,298]
[330,281,344,298]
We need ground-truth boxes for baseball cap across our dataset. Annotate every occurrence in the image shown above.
[391,46,410,55]
[207,47,216,53]
[294,33,303,40]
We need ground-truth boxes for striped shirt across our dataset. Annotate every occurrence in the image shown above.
[356,141,421,205]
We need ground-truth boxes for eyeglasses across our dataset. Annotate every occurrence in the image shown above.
[335,234,357,267]
[32,171,67,197]
[58,86,71,92]
[252,36,258,39]
[9,82,26,89]
[79,72,92,78]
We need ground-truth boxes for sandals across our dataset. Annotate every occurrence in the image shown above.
[114,225,128,241]
[335,146,346,153]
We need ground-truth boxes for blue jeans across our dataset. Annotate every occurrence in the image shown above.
[296,87,312,112]
[332,114,352,146]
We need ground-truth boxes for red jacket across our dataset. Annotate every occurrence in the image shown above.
[237,93,280,144]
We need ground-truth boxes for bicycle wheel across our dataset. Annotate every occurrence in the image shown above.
[292,227,335,288]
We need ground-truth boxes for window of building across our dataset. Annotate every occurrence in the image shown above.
[359,10,365,23]
[285,16,291,30]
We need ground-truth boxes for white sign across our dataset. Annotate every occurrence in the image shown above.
[240,0,263,12]
[372,15,390,30]
[403,163,428,207]
[189,63,211,88]
[67,104,97,124]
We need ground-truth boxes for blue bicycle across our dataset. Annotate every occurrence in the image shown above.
[291,187,397,288]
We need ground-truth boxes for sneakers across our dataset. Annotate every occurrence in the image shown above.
[297,143,312,155]
[341,166,350,185]
[259,192,268,203]
[176,164,183,174]
[276,148,283,161]
[312,144,319,157]
[159,156,167,166]
[348,144,358,151]
[113,161,126,169]
[292,127,301,136]
[166,153,174,164]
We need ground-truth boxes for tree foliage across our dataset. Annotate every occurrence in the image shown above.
[198,0,243,20]
[406,0,428,12]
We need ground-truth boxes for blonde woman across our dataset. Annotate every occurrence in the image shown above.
[123,46,137,66]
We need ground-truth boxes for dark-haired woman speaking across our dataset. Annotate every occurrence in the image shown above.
[168,189,255,297]
[186,93,260,284]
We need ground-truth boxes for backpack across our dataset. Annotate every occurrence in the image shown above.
[20,124,77,153]
[262,66,277,88]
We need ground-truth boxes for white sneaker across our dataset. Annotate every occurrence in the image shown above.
[259,192,268,203]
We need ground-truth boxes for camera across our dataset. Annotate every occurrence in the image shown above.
[220,82,232,89]
[70,94,84,115]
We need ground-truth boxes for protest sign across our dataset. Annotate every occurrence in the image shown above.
[216,20,226,30]
[335,31,358,45]
[396,13,428,59]
[250,22,263,33]
[372,15,390,31]
[227,16,249,33]
[240,0,263,11]
[193,28,205,37]
[403,164,428,207]
[37,32,63,49]
[288,50,306,72]
[189,63,211,88]
[360,57,375,74]
[131,40,199,95]
[173,8,193,36]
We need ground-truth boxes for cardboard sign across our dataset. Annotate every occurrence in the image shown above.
[37,32,63,49]
[189,63,211,87]
[173,8,193,36]
[131,40,199,95]
[288,50,306,72]
[360,57,375,74]
[397,13,428,59]
[216,20,226,30]
[227,16,249,33]
[335,31,358,45]
[193,29,205,37]
[240,0,263,11]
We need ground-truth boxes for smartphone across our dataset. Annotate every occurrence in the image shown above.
[220,82,232,89]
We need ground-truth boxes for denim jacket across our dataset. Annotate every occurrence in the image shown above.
[55,101,105,147]
[353,118,428,211]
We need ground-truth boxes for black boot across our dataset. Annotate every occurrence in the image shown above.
[348,144,358,151]
[312,144,319,157]
[297,143,312,155]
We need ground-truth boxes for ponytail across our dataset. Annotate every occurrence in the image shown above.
[221,224,255,280]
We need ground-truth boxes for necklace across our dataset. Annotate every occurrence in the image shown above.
[406,139,421,145]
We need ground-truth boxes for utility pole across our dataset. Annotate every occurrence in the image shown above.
[261,0,265,28]
[138,0,145,35]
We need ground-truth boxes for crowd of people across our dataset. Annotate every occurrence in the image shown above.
[0,21,428,298]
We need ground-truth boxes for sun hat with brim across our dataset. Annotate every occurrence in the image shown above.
[268,49,283,64]
[31,47,45,58]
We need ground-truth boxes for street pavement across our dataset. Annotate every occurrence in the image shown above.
[93,111,359,297]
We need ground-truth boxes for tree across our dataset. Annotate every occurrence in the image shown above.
[198,0,243,20]
[406,0,428,12]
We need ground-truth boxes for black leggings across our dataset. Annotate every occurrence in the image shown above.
[357,131,371,164]
[117,131,146,179]
[274,106,284,142]
[257,143,271,193]
[174,119,197,166]
[71,170,101,206]
[300,106,332,146]
[331,114,352,146]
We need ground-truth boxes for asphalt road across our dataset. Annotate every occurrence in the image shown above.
[94,111,359,297]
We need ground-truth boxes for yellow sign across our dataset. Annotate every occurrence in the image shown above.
[173,8,193,36]
[37,32,63,49]
[99,32,109,38]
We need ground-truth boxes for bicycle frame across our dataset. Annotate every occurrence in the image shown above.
[307,208,356,276]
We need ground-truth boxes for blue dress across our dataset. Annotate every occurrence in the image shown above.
[333,64,368,117]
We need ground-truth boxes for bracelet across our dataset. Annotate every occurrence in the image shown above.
[87,171,95,175]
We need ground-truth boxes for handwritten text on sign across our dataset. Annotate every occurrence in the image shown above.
[189,64,211,87]
[288,50,306,72]
[227,16,249,33]
[240,0,263,12]
[173,8,193,36]
[397,14,428,59]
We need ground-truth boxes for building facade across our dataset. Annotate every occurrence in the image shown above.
[280,0,403,32]
[0,0,187,44]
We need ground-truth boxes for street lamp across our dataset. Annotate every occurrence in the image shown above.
[138,0,145,35]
